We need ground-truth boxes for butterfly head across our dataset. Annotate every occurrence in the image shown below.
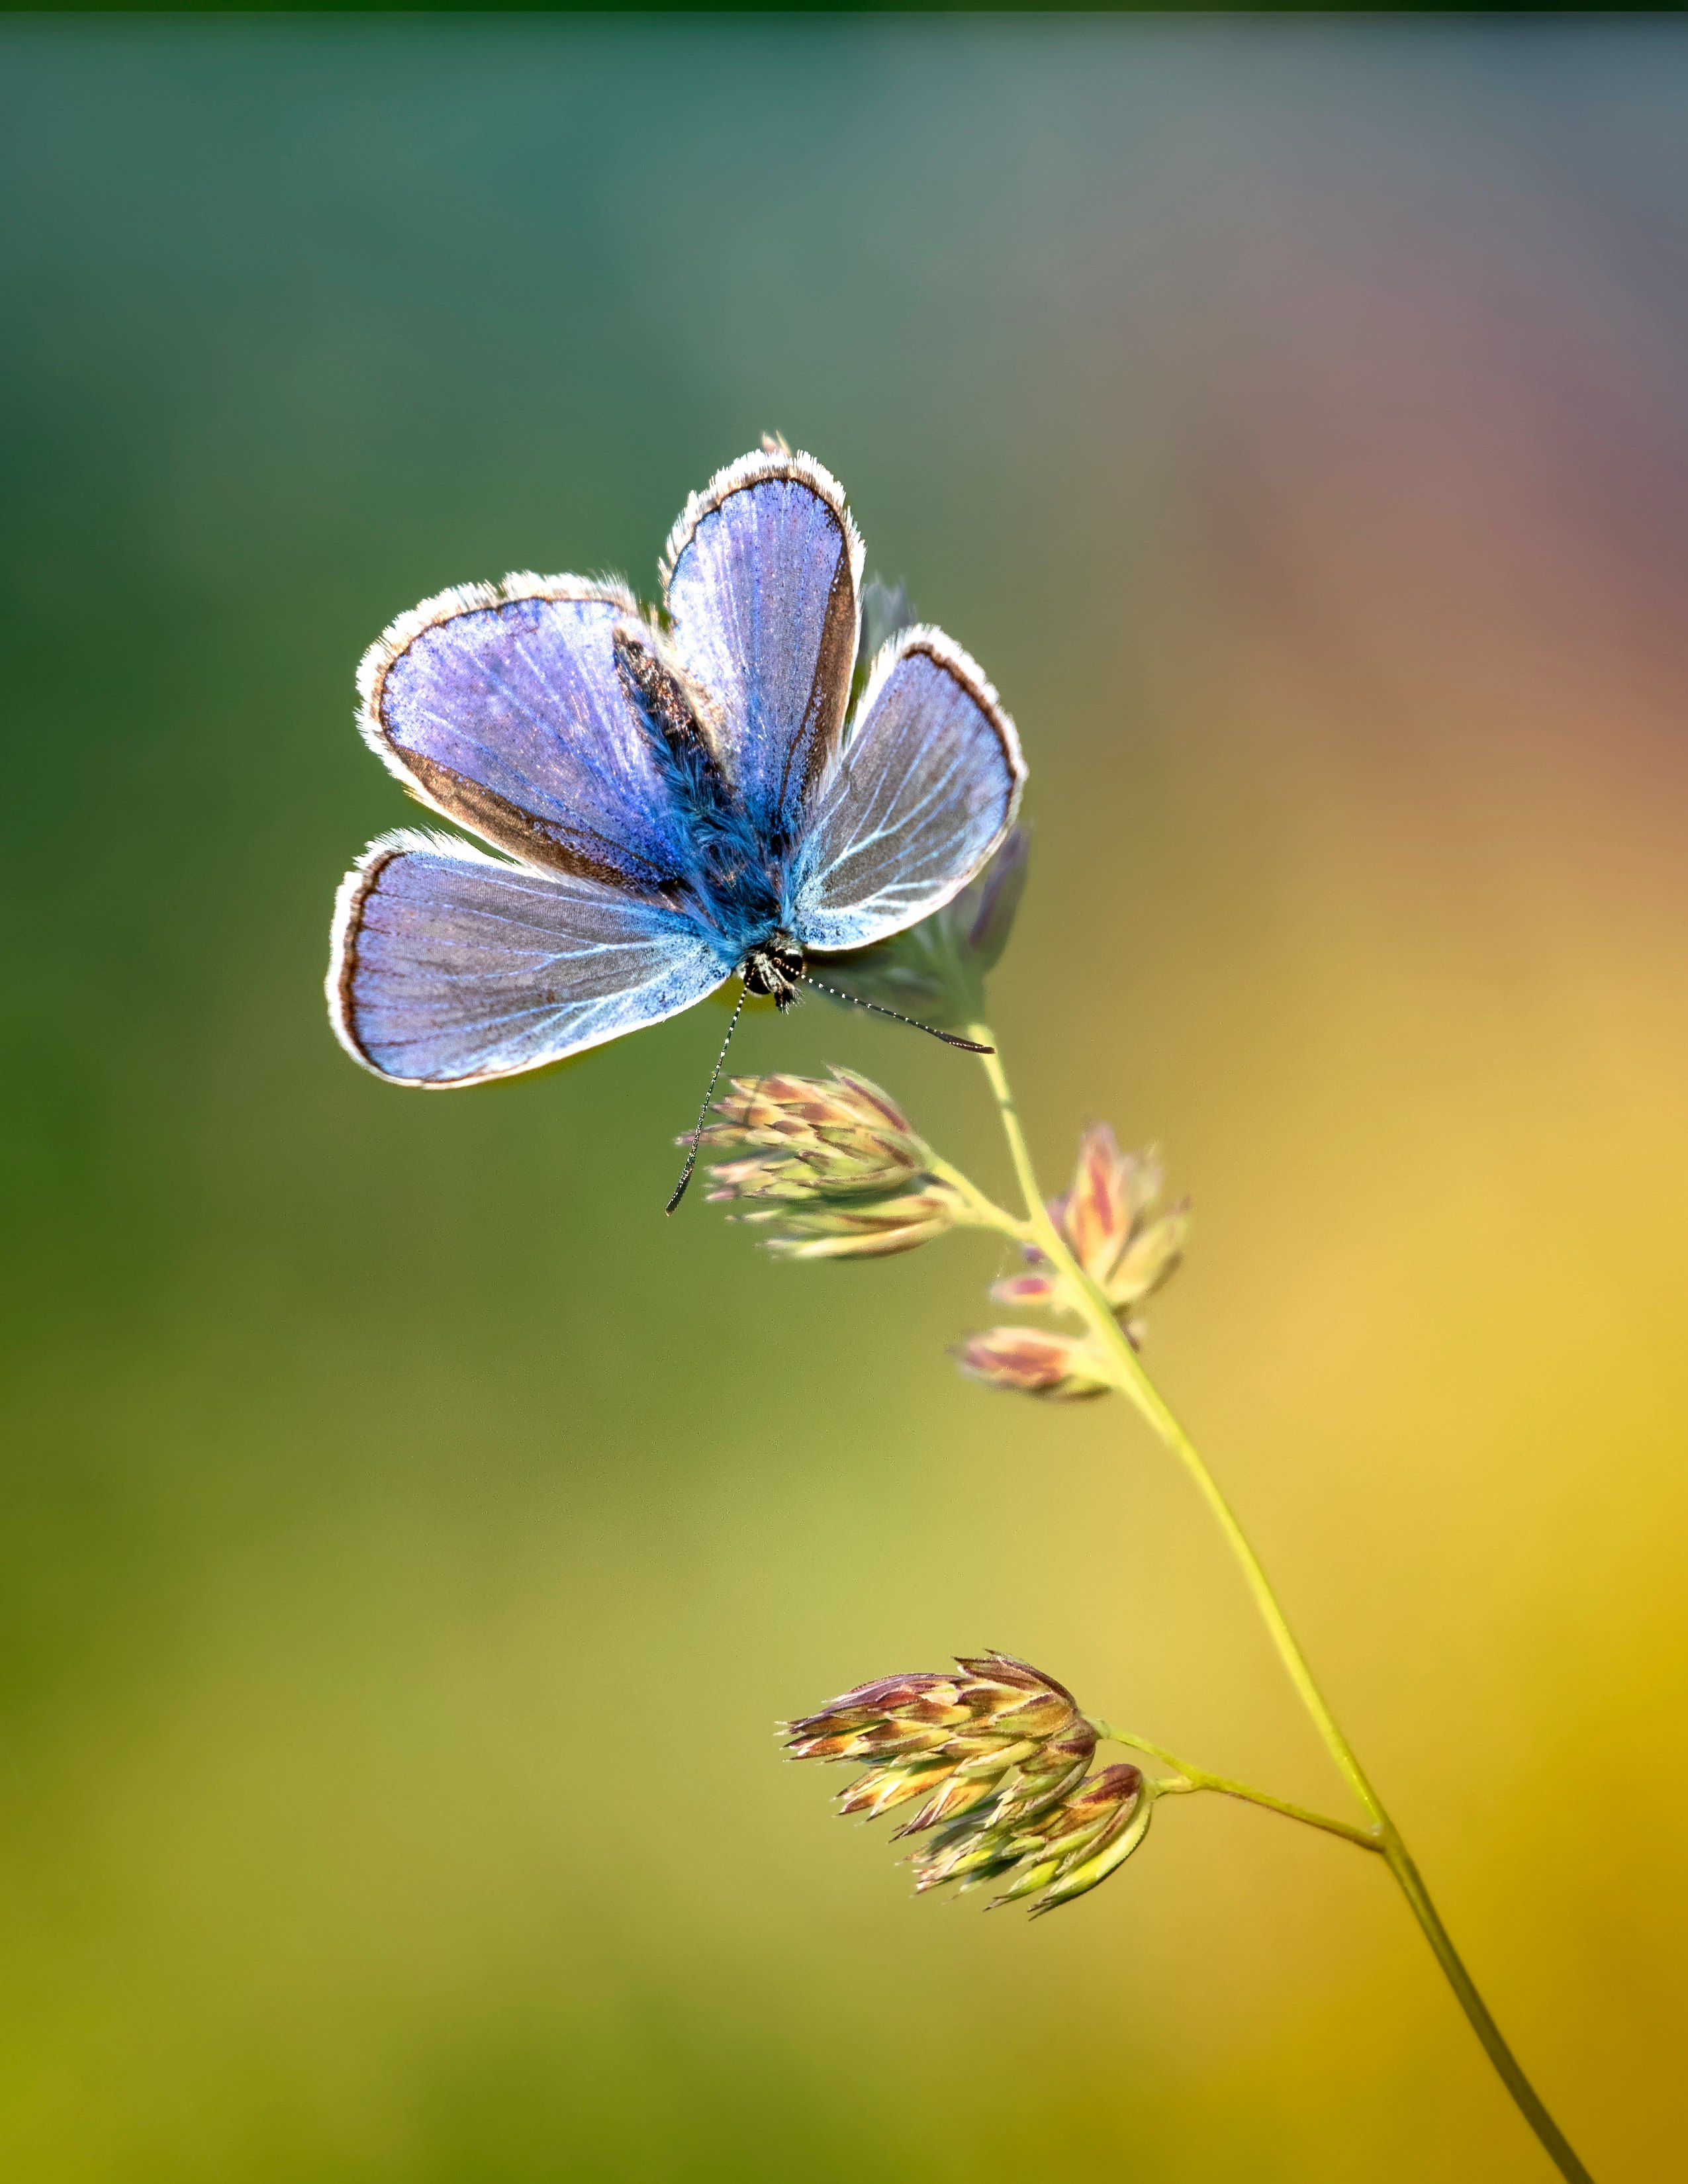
[741,931,806,1009]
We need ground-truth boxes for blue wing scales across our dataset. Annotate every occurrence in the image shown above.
[328,831,731,1087]
[662,451,863,845]
[788,627,1025,954]
[359,577,691,891]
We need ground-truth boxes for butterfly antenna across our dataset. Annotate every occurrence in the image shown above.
[799,976,994,1054]
[666,987,749,1214]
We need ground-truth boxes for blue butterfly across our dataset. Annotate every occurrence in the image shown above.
[326,446,1026,1203]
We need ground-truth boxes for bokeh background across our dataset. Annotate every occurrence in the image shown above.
[3,17,1687,2180]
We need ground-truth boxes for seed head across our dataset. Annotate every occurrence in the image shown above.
[962,1127,1190,1396]
[909,1760,1153,1916]
[994,1126,1188,1328]
[785,1653,1097,1836]
[697,1068,970,1258]
[951,1326,1112,1401]
[786,1654,1157,1916]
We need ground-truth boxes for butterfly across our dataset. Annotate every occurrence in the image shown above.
[326,444,1027,1205]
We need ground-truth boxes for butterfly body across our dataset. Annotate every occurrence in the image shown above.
[612,622,796,972]
[328,449,1025,1090]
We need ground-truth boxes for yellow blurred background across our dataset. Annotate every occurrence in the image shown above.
[1,19,1684,2179]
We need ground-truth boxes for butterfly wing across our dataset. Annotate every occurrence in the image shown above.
[328,831,731,1087]
[661,450,863,846]
[787,627,1026,953]
[359,576,690,891]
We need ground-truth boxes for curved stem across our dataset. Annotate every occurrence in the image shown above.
[1092,1721,1383,1852]
[967,1026,1594,2184]
[924,1153,1030,1244]
[968,1029,1382,1817]
[1380,1837,1593,2183]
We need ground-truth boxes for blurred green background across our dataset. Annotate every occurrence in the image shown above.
[3,18,1687,2180]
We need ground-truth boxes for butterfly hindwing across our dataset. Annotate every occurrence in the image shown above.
[360,577,690,893]
[328,831,731,1087]
[788,626,1026,953]
[662,451,863,846]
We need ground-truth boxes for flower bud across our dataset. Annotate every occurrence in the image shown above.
[951,1326,1112,1401]
[785,1653,1098,1839]
[698,1068,970,1258]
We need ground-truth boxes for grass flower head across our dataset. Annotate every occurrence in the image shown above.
[698,1068,976,1259]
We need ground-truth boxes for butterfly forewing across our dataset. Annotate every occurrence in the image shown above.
[788,627,1025,954]
[361,578,688,892]
[329,832,731,1087]
[663,451,864,846]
